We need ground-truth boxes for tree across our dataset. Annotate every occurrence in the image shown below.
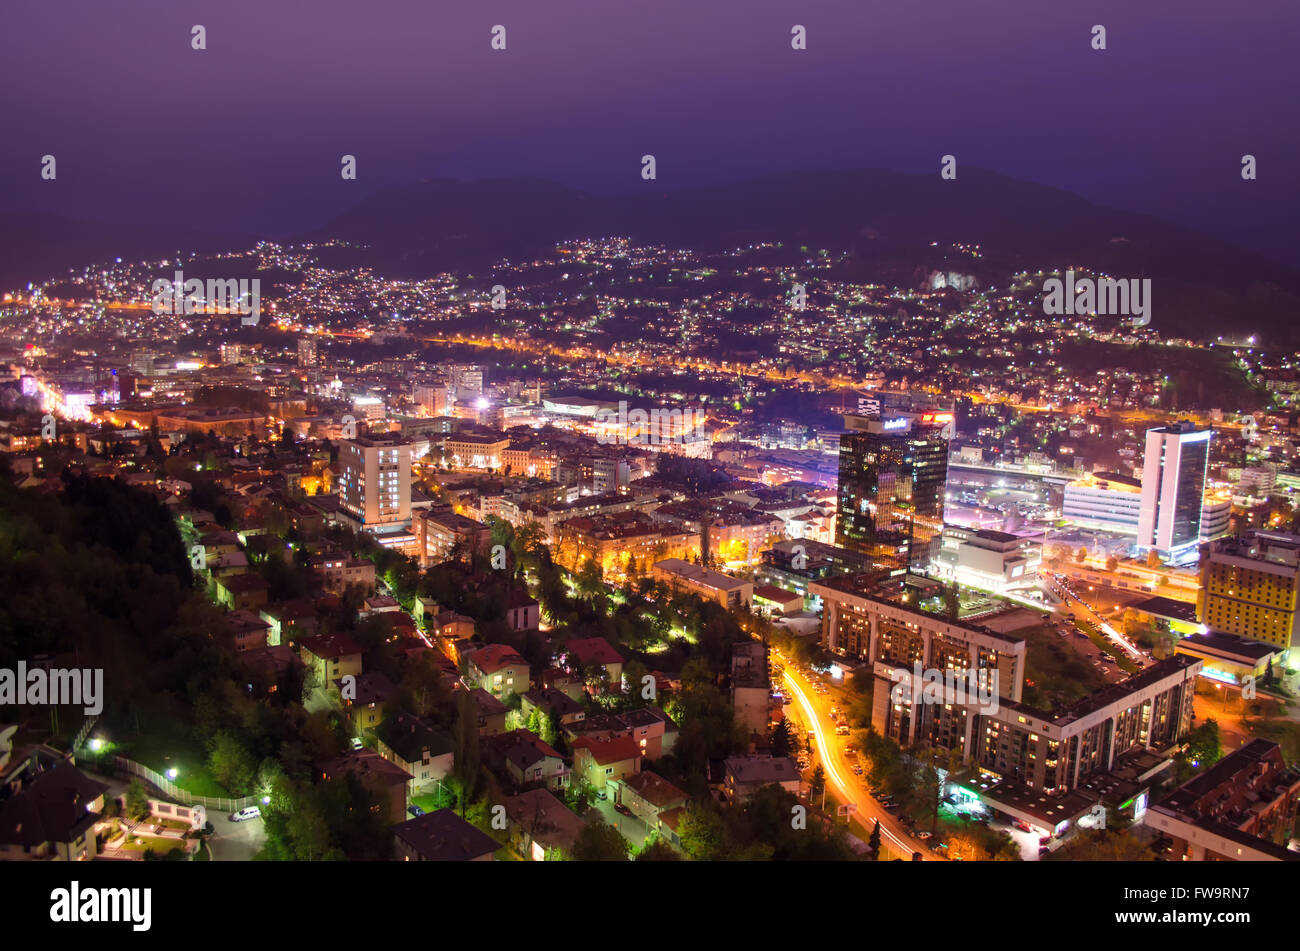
[208,731,258,795]
[635,837,680,861]
[453,689,481,815]
[397,652,450,720]
[571,817,630,861]
[770,719,794,758]
[125,779,151,821]
[1075,547,1088,564]
[1178,719,1222,778]
[677,801,728,861]
[943,584,960,621]
[868,819,882,860]
[1051,828,1155,861]
[809,764,826,804]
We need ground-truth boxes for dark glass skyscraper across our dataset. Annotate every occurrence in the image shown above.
[835,414,949,572]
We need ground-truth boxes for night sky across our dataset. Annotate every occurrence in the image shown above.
[3,0,1296,265]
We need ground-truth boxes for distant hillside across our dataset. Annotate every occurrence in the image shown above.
[0,212,256,292]
[3,169,1295,343]
[303,168,1300,343]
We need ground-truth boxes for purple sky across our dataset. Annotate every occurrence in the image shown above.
[2,0,1296,264]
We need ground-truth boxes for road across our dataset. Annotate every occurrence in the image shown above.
[777,656,941,861]
[1048,573,1148,669]
[208,814,266,860]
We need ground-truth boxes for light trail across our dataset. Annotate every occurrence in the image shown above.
[780,664,920,859]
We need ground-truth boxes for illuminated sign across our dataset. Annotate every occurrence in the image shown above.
[882,417,909,430]
[922,412,954,424]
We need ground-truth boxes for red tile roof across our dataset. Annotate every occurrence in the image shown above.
[573,734,641,766]
[565,636,625,667]
[470,643,528,674]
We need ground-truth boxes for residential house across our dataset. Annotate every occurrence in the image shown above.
[504,588,540,633]
[413,597,441,628]
[392,809,499,861]
[468,688,509,737]
[309,552,376,595]
[564,636,625,694]
[614,770,689,842]
[564,707,678,760]
[723,755,801,802]
[0,761,108,861]
[340,670,398,735]
[540,666,585,703]
[466,644,530,699]
[433,611,477,644]
[375,713,456,796]
[226,609,271,652]
[259,599,319,647]
[299,632,364,689]
[320,750,412,824]
[215,572,269,612]
[521,688,586,728]
[499,788,586,861]
[572,735,642,792]
[485,730,570,791]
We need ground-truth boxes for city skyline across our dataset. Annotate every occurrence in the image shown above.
[3,0,1299,900]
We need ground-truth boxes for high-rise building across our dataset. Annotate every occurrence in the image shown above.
[1199,531,1300,649]
[298,336,318,368]
[835,413,949,572]
[446,364,484,402]
[337,434,413,530]
[1137,422,1211,561]
[412,382,450,417]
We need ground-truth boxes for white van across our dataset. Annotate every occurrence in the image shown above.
[230,806,262,822]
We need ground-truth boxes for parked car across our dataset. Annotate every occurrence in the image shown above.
[596,790,608,801]
[613,802,632,817]
[407,804,425,818]
[1012,819,1033,833]
[1039,835,1052,846]
[1039,846,1052,858]
[229,806,261,822]
[349,737,365,751]
[917,831,932,840]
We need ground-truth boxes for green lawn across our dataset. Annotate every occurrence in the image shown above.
[106,718,231,799]
[119,835,185,855]
[411,789,457,813]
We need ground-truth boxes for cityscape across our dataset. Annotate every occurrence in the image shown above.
[0,1,1296,926]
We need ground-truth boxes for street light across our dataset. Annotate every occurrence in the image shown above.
[166,768,178,780]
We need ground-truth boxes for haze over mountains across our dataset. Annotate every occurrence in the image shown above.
[5,169,1297,343]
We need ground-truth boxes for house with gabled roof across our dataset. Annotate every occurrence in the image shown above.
[375,712,455,795]
[484,729,570,790]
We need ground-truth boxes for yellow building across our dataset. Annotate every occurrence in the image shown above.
[1199,532,1300,649]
